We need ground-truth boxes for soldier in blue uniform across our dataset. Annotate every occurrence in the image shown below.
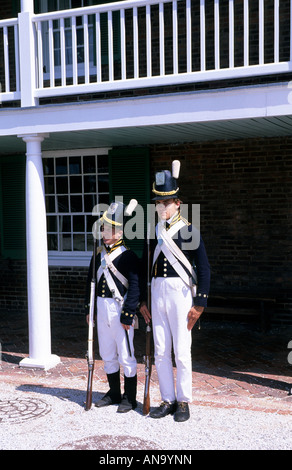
[140,161,210,422]
[85,199,140,413]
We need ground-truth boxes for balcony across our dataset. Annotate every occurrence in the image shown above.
[0,0,291,108]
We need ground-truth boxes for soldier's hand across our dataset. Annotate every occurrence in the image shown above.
[86,314,95,327]
[187,306,204,330]
[139,302,151,324]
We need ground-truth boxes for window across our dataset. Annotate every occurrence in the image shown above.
[37,0,96,13]
[38,0,120,81]
[38,0,95,78]
[43,149,110,265]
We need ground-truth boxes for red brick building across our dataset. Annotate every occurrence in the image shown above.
[0,0,291,366]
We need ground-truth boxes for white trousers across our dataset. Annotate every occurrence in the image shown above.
[97,297,137,377]
[151,277,193,403]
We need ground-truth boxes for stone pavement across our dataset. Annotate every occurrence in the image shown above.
[1,311,292,450]
[1,310,292,416]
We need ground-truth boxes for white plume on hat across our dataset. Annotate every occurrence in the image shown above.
[172,160,181,179]
[125,199,138,216]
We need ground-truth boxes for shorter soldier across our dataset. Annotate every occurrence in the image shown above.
[140,161,210,422]
[85,200,140,413]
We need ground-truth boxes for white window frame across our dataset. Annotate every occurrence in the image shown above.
[39,0,97,82]
[43,147,111,267]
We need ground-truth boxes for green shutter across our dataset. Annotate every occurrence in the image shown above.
[0,155,26,259]
[12,0,20,15]
[109,148,150,257]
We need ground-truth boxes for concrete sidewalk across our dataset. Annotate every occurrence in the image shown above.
[1,311,292,450]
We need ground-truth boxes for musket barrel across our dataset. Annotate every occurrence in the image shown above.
[85,237,97,411]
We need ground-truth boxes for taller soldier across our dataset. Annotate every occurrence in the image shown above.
[140,161,210,422]
[85,199,140,413]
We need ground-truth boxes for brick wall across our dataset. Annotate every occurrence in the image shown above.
[0,261,88,316]
[0,259,28,312]
[150,137,292,324]
[0,136,291,324]
[48,266,89,315]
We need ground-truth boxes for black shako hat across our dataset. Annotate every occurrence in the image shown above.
[98,199,138,227]
[152,160,181,200]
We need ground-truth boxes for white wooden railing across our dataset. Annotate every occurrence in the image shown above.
[0,0,292,107]
[0,17,20,101]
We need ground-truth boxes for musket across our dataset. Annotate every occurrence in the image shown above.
[143,323,152,415]
[85,235,97,411]
[143,223,152,415]
[125,329,132,357]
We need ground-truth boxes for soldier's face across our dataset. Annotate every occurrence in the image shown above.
[155,198,180,220]
[101,224,123,245]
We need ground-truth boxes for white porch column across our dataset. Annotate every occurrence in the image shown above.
[19,0,38,107]
[19,133,60,370]
[21,0,34,11]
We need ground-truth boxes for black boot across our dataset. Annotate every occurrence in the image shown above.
[95,371,121,408]
[117,375,137,413]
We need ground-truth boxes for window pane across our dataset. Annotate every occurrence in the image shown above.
[48,234,58,250]
[73,234,85,251]
[45,177,55,194]
[46,195,56,212]
[43,158,54,175]
[60,215,71,232]
[56,176,68,194]
[70,175,82,193]
[54,49,61,67]
[47,215,57,232]
[84,175,96,193]
[69,156,81,174]
[71,195,83,212]
[73,215,84,232]
[84,194,97,212]
[57,195,69,212]
[87,234,94,252]
[83,155,96,173]
[86,214,97,233]
[61,234,72,251]
[56,157,67,175]
[98,174,109,193]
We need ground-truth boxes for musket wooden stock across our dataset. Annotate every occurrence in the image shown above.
[85,237,97,411]
[143,223,152,415]
[143,323,152,415]
[85,362,94,410]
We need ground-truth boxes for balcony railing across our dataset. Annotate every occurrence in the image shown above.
[0,0,291,107]
[0,17,20,102]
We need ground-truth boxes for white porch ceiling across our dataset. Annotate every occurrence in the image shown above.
[0,116,292,154]
[1,82,292,154]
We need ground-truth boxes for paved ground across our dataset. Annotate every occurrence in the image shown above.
[1,310,292,451]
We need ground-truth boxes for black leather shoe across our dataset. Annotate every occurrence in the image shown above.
[95,393,121,408]
[174,402,190,422]
[95,395,114,408]
[149,401,177,419]
[117,394,137,413]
